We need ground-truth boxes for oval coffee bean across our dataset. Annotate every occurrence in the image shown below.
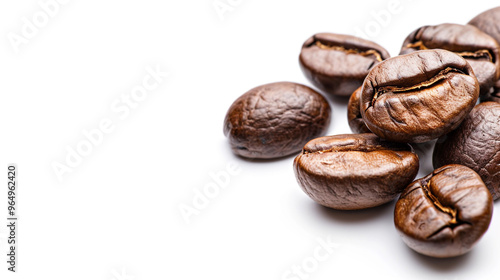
[299,33,390,97]
[469,6,500,45]
[224,82,331,159]
[293,133,419,210]
[433,102,500,200]
[360,49,480,143]
[347,87,371,134]
[395,164,493,258]
[400,23,500,95]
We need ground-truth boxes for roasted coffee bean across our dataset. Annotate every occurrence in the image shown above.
[293,133,419,210]
[299,33,390,97]
[360,50,480,143]
[395,164,493,258]
[468,5,500,102]
[347,87,371,133]
[224,82,331,159]
[433,102,500,200]
[469,6,500,45]
[482,79,500,103]
[400,23,500,95]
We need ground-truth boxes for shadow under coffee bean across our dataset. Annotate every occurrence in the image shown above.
[347,86,371,134]
[481,79,500,102]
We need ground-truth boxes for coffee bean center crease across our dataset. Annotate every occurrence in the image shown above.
[370,67,465,107]
[312,41,383,62]
[406,41,494,62]
[421,180,472,239]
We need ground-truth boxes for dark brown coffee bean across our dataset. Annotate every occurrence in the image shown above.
[360,49,480,143]
[433,102,500,200]
[299,33,390,97]
[224,82,331,159]
[467,8,500,102]
[347,87,371,134]
[395,164,493,258]
[293,133,419,210]
[469,7,500,45]
[400,23,500,95]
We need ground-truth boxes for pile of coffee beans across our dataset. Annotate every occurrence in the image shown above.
[223,6,500,258]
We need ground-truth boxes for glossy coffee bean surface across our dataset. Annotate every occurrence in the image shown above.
[469,6,500,45]
[299,33,390,97]
[224,82,331,159]
[294,133,419,210]
[400,23,500,95]
[347,87,371,134]
[433,102,500,200]
[395,164,493,258]
[361,50,479,143]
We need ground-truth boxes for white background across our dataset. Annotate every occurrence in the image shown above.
[0,0,499,279]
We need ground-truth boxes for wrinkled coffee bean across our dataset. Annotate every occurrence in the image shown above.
[299,33,390,97]
[347,87,371,133]
[469,6,500,45]
[395,164,493,258]
[400,23,500,95]
[360,49,480,143]
[224,82,331,159]
[433,102,500,200]
[293,133,419,210]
